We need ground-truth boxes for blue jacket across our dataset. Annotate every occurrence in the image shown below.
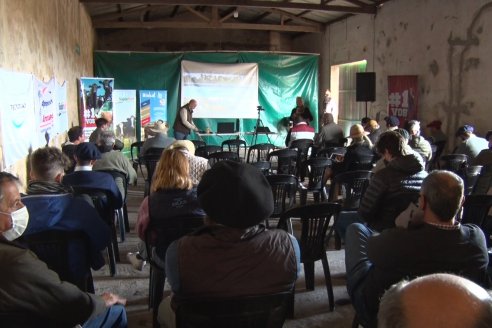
[22,193,111,271]
[63,171,123,209]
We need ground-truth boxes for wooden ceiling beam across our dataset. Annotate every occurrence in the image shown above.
[80,0,377,14]
[92,20,321,33]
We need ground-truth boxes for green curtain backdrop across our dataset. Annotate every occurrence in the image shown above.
[94,51,318,146]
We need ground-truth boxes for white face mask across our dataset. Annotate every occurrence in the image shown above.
[1,206,29,241]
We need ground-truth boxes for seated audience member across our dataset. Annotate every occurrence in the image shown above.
[158,161,300,327]
[89,117,110,144]
[378,273,492,328]
[372,128,411,173]
[141,121,175,156]
[454,124,488,161]
[359,131,427,231]
[426,119,447,144]
[286,112,315,146]
[289,96,313,123]
[94,130,137,196]
[406,120,432,162]
[367,120,383,145]
[384,115,400,131]
[22,147,110,272]
[361,117,371,131]
[328,124,373,180]
[315,112,344,148]
[346,170,489,327]
[63,142,123,209]
[473,129,492,166]
[168,140,210,186]
[62,126,84,173]
[128,149,206,271]
[0,172,127,327]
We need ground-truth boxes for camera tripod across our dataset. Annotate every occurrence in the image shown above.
[252,106,272,145]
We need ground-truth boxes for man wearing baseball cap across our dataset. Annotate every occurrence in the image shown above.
[454,125,488,161]
[158,161,300,326]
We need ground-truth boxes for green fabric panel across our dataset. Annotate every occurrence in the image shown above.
[94,52,318,147]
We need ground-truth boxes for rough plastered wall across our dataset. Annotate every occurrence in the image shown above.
[323,0,492,150]
[0,0,94,182]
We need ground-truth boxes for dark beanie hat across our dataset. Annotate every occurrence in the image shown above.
[75,142,101,160]
[197,161,273,229]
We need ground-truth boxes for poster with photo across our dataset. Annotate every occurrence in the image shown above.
[139,90,167,140]
[113,89,136,157]
[79,77,114,140]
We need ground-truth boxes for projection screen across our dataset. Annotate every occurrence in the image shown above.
[181,60,259,119]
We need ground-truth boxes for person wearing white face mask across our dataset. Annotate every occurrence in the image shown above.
[0,172,128,327]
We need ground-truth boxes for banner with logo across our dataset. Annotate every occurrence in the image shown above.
[113,89,136,157]
[139,89,167,140]
[79,77,114,141]
[387,75,418,127]
[0,69,36,168]
[55,80,69,137]
[34,78,56,147]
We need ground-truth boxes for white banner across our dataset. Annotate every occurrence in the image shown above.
[35,78,56,147]
[55,80,69,137]
[181,60,259,119]
[0,69,36,168]
[113,89,136,156]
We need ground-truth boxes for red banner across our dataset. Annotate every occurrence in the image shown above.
[387,75,418,127]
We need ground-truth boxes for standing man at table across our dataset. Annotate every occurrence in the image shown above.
[174,99,199,140]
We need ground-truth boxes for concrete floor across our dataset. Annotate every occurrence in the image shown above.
[92,174,356,328]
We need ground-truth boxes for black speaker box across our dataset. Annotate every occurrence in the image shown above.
[356,72,376,102]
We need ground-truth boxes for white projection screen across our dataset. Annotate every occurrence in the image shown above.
[181,60,259,119]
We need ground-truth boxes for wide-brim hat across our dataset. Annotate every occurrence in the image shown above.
[349,124,365,139]
[148,121,168,135]
[197,161,273,229]
[169,140,196,155]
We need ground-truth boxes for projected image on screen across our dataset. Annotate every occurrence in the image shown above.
[181,60,259,119]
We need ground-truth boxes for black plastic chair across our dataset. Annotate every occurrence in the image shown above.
[289,139,314,180]
[473,164,492,195]
[145,216,205,326]
[141,153,162,197]
[266,174,298,227]
[208,151,240,166]
[130,141,144,172]
[298,157,333,205]
[246,143,275,163]
[195,145,222,159]
[462,165,483,196]
[97,170,130,240]
[460,194,492,228]
[329,170,373,249]
[0,312,70,328]
[427,140,446,171]
[18,230,94,293]
[222,139,247,161]
[267,148,298,175]
[72,187,119,277]
[249,161,271,176]
[440,154,468,174]
[175,291,292,328]
[191,139,206,149]
[277,202,342,311]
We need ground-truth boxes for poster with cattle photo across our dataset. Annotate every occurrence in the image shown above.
[78,77,114,141]
[113,89,136,157]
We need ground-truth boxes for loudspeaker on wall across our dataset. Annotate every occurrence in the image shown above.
[356,72,376,102]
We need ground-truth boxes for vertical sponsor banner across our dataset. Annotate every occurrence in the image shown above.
[35,78,56,147]
[113,89,136,157]
[139,90,167,140]
[55,80,68,137]
[79,77,114,141]
[387,75,418,126]
[0,69,36,168]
